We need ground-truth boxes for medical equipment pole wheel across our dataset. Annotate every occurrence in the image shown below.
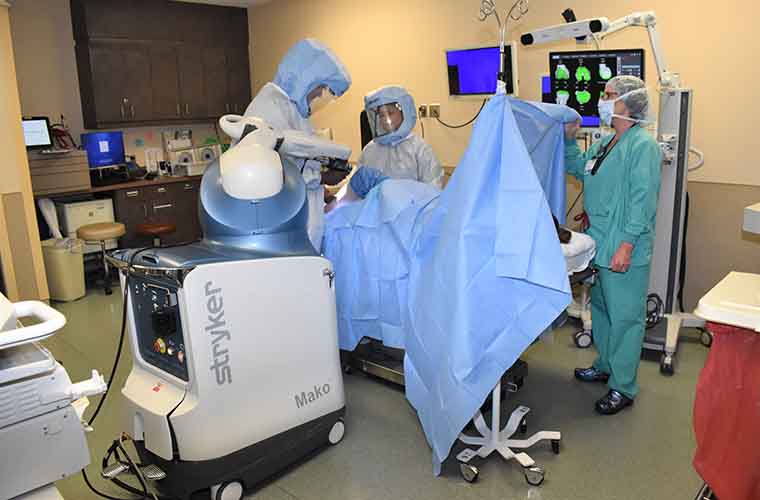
[524,466,545,486]
[459,463,479,483]
[574,329,593,349]
[700,329,713,348]
[660,353,675,376]
[211,481,243,500]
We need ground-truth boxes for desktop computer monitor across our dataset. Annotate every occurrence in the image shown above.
[22,116,52,150]
[446,44,518,96]
[548,49,645,127]
[81,131,125,168]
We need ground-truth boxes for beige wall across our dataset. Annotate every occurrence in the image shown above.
[9,0,222,163]
[250,0,760,187]
[250,0,760,307]
[0,5,48,301]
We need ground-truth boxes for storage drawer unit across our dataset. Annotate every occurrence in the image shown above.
[113,179,202,249]
[28,151,91,196]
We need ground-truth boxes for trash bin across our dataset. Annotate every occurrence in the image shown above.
[41,238,86,301]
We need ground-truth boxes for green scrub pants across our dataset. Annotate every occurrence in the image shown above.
[591,265,650,399]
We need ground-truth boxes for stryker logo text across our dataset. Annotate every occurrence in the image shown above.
[295,384,331,408]
[205,281,232,385]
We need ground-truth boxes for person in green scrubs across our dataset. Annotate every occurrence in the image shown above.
[564,76,662,415]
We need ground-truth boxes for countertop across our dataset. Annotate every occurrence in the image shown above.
[89,175,202,193]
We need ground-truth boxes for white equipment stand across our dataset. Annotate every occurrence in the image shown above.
[0,296,106,500]
[522,11,706,375]
[456,380,561,486]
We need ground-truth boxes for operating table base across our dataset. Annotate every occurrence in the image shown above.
[456,381,561,486]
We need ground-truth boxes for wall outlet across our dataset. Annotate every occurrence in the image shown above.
[429,104,441,119]
[418,105,428,118]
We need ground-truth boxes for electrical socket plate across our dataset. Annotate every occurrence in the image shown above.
[429,104,441,119]
[418,105,428,118]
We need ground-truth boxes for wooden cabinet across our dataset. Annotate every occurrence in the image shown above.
[113,180,202,248]
[226,47,252,114]
[178,45,206,119]
[72,0,249,128]
[202,47,229,118]
[79,42,154,127]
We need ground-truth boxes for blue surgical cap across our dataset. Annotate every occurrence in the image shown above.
[364,85,417,146]
[273,39,352,119]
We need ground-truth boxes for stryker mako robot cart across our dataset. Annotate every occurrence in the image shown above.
[108,116,351,500]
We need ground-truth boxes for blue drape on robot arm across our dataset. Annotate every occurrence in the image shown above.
[511,100,580,224]
[323,96,573,474]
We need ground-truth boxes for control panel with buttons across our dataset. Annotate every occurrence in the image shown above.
[129,275,188,381]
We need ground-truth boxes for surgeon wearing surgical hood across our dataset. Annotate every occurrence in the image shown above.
[564,75,661,415]
[244,38,351,251]
[358,85,443,189]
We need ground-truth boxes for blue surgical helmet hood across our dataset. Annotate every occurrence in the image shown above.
[364,85,417,146]
[273,38,351,118]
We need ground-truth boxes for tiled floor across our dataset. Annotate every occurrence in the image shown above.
[45,290,707,500]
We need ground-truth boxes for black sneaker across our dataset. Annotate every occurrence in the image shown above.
[595,390,634,415]
[574,366,610,383]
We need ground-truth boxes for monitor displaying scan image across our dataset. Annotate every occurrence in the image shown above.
[446,44,518,96]
[549,49,645,127]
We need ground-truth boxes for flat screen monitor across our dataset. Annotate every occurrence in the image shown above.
[81,131,125,169]
[22,116,52,149]
[549,49,645,127]
[446,44,518,96]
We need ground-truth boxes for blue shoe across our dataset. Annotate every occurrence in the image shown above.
[574,366,610,383]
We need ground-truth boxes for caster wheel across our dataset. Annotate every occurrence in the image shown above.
[660,354,675,376]
[459,463,479,483]
[574,330,592,349]
[524,466,545,486]
[519,418,528,435]
[700,330,713,348]
[343,364,353,374]
[105,288,113,296]
[211,481,243,500]
[515,377,524,389]
[551,439,561,455]
[328,419,345,445]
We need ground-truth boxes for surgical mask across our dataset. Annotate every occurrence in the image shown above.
[309,87,335,116]
[597,88,650,127]
[597,98,615,126]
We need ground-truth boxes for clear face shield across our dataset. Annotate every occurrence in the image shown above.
[367,102,404,139]
[308,86,336,116]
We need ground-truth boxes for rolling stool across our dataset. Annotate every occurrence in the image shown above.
[136,223,176,247]
[77,222,126,295]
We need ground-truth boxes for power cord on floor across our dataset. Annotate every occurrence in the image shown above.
[435,99,487,129]
[82,244,196,500]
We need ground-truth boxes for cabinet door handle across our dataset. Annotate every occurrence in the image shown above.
[225,103,230,113]
[143,205,148,217]
[120,103,126,119]
[131,105,136,119]
[157,187,167,193]
[126,190,139,198]
[177,103,181,116]
[185,103,190,116]
[184,183,194,190]
[153,203,173,210]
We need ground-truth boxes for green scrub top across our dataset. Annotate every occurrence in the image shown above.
[565,125,662,268]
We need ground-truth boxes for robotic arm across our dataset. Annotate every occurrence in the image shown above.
[520,11,678,87]
[218,115,352,200]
